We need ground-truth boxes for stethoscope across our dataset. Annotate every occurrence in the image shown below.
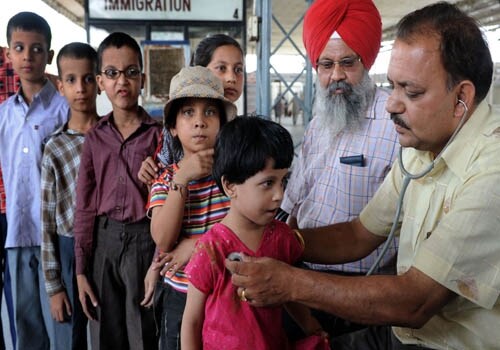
[366,99,469,275]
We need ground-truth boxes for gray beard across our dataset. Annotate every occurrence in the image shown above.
[314,71,375,140]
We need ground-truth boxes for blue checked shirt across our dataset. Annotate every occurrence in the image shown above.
[281,87,399,274]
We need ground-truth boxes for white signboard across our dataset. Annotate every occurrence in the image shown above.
[88,0,244,22]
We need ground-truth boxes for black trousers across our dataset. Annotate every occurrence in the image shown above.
[154,282,186,350]
[332,326,434,350]
[89,216,157,350]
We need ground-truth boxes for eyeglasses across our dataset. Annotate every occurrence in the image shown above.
[316,56,361,72]
[101,67,141,80]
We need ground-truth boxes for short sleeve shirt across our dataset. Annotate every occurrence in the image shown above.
[148,164,231,292]
[186,220,304,349]
[360,102,500,349]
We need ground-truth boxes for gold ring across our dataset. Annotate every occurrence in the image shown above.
[240,289,248,302]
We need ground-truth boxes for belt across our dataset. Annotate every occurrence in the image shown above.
[96,215,150,230]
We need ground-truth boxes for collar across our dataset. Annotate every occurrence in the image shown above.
[413,101,495,179]
[49,122,68,137]
[364,86,389,121]
[50,121,88,138]
[96,106,157,129]
[15,79,58,109]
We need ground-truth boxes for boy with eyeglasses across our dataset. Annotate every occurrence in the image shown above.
[74,32,160,350]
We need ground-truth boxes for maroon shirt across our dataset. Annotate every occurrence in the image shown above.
[74,107,161,274]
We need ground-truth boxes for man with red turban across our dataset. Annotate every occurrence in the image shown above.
[280,0,399,338]
[303,0,382,71]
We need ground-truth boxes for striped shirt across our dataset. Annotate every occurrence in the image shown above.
[41,123,86,296]
[148,164,230,292]
[281,87,399,274]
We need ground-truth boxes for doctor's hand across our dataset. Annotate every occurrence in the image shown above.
[225,254,294,307]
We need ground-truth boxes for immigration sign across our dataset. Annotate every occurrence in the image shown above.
[88,0,244,21]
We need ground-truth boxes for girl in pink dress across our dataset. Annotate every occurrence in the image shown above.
[181,116,329,350]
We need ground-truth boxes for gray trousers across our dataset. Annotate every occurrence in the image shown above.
[89,216,157,350]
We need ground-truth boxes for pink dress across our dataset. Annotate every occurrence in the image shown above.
[185,220,303,350]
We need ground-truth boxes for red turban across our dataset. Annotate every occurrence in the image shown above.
[303,0,382,71]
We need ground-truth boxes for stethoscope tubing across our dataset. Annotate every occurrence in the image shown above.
[366,100,469,275]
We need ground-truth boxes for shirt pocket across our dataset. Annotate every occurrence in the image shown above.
[131,148,150,184]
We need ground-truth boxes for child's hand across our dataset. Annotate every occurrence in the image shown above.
[175,149,214,183]
[76,274,98,321]
[138,156,161,185]
[49,290,72,322]
[141,263,160,308]
[161,237,197,278]
[150,250,170,271]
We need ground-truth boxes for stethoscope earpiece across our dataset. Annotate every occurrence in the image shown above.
[457,99,468,112]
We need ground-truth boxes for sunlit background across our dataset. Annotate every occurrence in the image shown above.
[2,0,500,77]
